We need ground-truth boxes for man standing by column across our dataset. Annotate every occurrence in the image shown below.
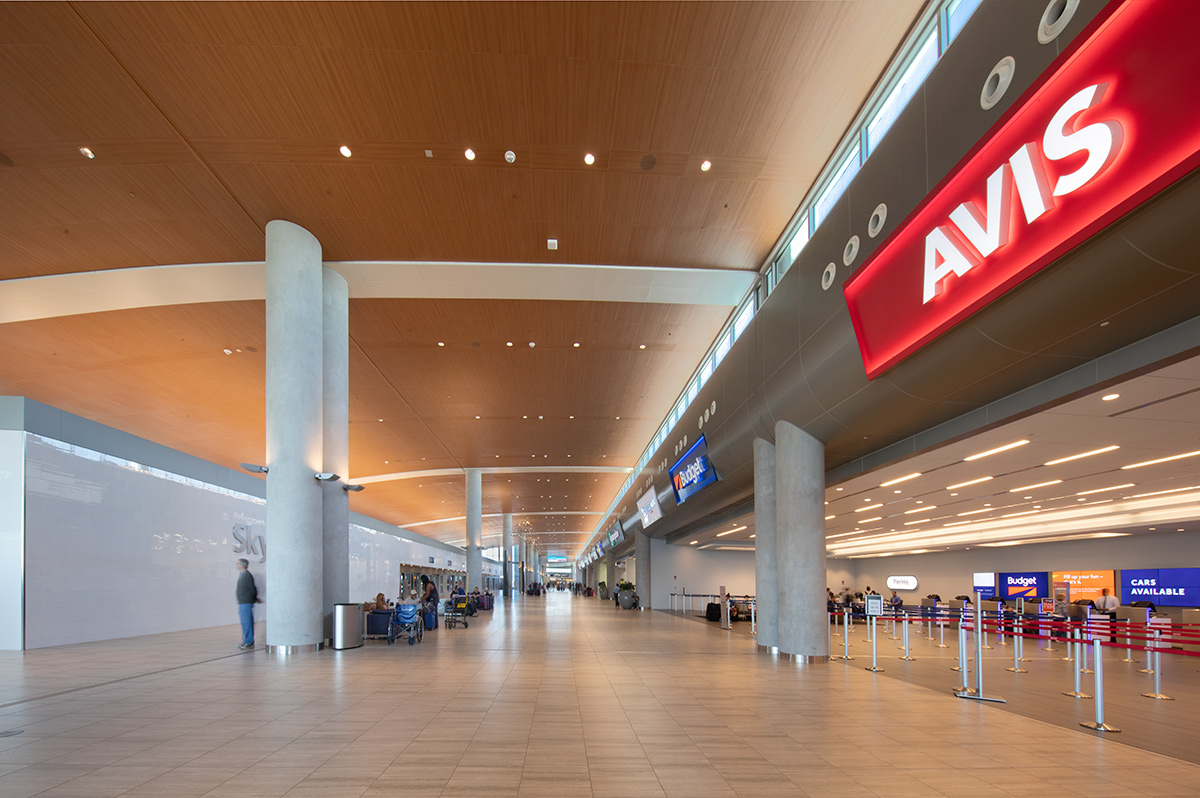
[235,558,261,650]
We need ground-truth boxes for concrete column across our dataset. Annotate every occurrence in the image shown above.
[321,267,349,645]
[265,220,324,653]
[502,513,513,594]
[635,526,651,610]
[466,468,482,591]
[775,420,827,663]
[754,438,779,652]
[606,547,615,595]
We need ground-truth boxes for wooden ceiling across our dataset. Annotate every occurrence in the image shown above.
[0,1,925,556]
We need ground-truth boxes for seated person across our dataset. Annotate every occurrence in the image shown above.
[372,592,392,611]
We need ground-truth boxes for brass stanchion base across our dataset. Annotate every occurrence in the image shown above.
[1005,667,1027,673]
[1063,691,1093,699]
[1119,657,1138,663]
[899,656,915,661]
[950,666,962,672]
[1081,722,1121,732]
[1142,692,1175,700]
[864,666,885,672]
[1080,668,1094,675]
[956,692,1006,703]
[1137,668,1155,674]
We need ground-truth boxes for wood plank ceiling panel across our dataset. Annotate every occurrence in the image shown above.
[0,0,925,555]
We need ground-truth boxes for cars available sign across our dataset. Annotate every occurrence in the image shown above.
[843,0,1200,378]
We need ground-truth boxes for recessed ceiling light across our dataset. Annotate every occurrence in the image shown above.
[79,146,95,159]
[505,150,516,163]
[569,415,574,419]
[547,238,558,250]
[538,415,543,419]
[854,504,882,512]
[573,342,580,348]
[437,342,445,347]
[223,348,232,355]
[465,148,476,160]
[529,342,536,348]
[1076,483,1135,495]
[475,416,481,419]
[964,440,1029,461]
[700,160,712,171]
[615,416,620,420]
[825,514,835,520]
[1129,486,1200,498]
[1102,393,1120,401]
[584,153,595,165]
[689,540,698,545]
[638,344,646,350]
[339,145,352,157]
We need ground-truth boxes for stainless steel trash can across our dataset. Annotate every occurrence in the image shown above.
[332,603,364,650]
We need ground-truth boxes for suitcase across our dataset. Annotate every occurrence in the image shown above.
[706,602,721,622]
[425,612,437,630]
[478,595,493,610]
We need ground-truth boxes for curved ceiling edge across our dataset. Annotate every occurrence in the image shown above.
[0,260,756,325]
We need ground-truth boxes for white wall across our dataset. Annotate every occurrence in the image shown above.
[23,432,269,649]
[0,431,24,650]
[845,530,1200,603]
[644,531,1200,612]
[16,430,471,649]
[649,539,756,609]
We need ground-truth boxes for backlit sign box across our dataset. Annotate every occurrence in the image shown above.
[1051,570,1115,604]
[607,522,625,548]
[1120,568,1200,607]
[999,571,1048,600]
[843,1,1200,378]
[638,487,664,529]
[972,572,996,601]
[670,436,718,505]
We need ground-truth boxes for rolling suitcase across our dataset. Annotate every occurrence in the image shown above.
[705,602,721,621]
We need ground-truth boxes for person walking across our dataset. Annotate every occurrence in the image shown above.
[235,558,261,650]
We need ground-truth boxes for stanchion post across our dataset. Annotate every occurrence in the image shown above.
[900,612,914,660]
[865,615,884,672]
[1142,629,1174,700]
[1080,631,1093,675]
[1006,621,1027,673]
[842,609,854,661]
[1063,629,1092,699]
[937,609,949,648]
[1082,639,1120,732]
[1061,619,1075,661]
[1042,614,1055,653]
[1121,619,1138,663]
[956,591,1005,702]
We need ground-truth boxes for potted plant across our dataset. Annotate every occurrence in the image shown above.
[617,580,637,610]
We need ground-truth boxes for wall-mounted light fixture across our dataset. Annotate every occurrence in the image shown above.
[315,472,340,481]
[240,463,269,474]
[343,484,365,492]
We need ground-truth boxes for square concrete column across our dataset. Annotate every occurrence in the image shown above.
[754,438,779,652]
[775,420,827,663]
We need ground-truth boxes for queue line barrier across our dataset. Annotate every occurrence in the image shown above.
[829,605,1200,732]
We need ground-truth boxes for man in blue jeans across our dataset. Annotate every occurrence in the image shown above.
[235,559,261,650]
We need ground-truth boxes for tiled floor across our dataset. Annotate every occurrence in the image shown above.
[2,594,1199,797]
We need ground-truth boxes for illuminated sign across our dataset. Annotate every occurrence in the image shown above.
[886,575,918,591]
[1051,570,1115,604]
[607,522,625,548]
[670,436,718,505]
[638,487,664,528]
[1120,568,1200,607]
[972,571,995,600]
[844,1,1200,378]
[998,571,1048,600]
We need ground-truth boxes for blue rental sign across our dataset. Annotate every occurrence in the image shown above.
[1120,568,1200,606]
[670,436,718,505]
[998,571,1048,600]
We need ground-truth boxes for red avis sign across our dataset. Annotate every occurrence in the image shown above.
[843,1,1200,379]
